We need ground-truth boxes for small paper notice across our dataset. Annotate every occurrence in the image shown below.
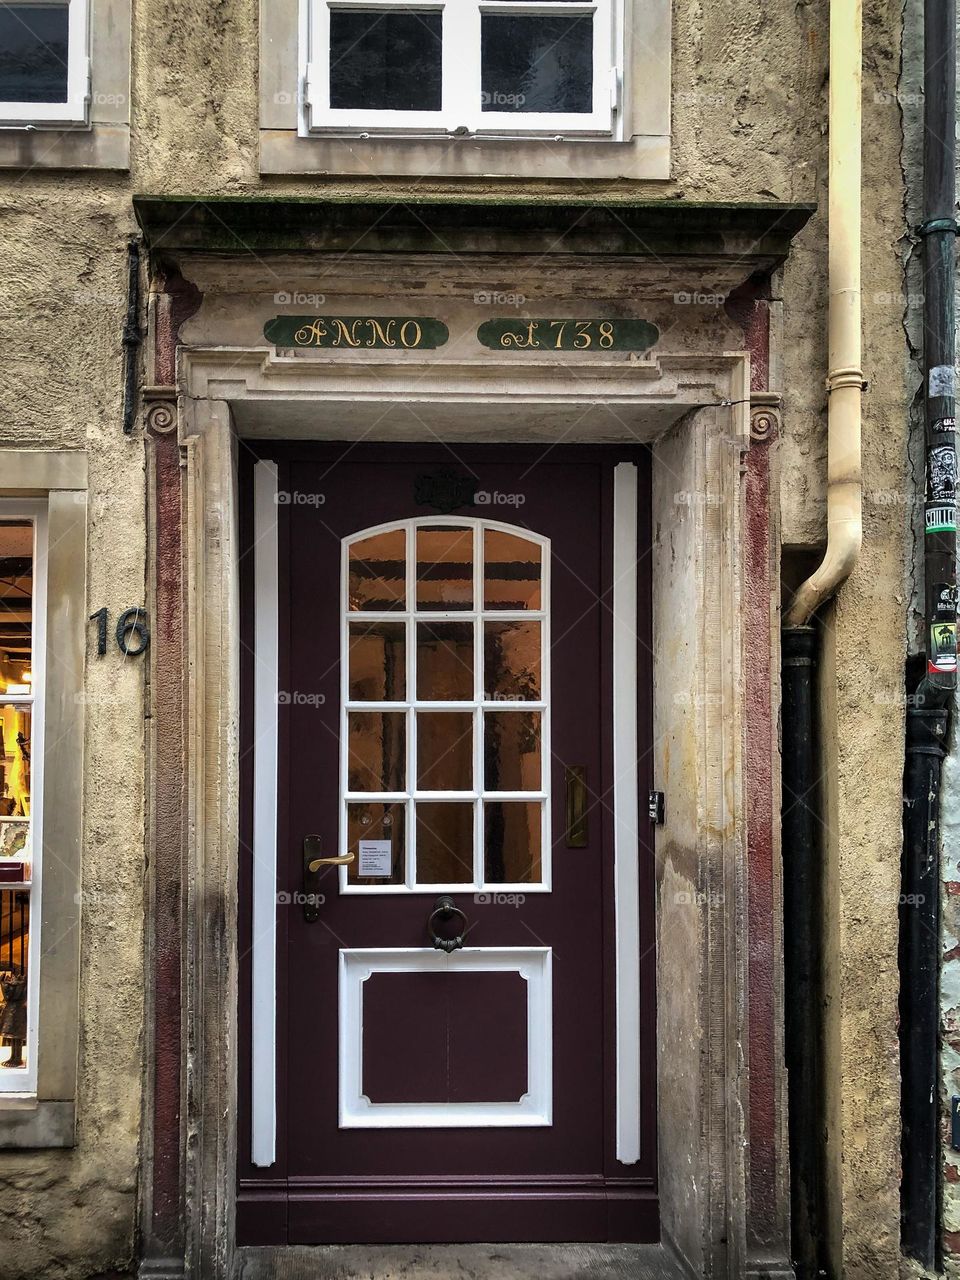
[358,839,392,877]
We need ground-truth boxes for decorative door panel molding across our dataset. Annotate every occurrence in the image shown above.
[338,947,552,1128]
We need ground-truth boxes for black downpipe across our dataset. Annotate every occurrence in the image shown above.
[781,625,825,1280]
[901,708,949,1268]
[900,0,957,1263]
[915,0,958,707]
[122,239,142,435]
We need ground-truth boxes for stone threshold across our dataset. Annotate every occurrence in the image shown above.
[235,1243,689,1280]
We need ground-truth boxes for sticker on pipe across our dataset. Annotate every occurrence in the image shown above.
[930,365,957,398]
[926,504,957,533]
[935,583,958,619]
[929,446,957,501]
[930,622,958,674]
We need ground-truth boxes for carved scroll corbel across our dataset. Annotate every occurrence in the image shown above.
[750,391,783,443]
[143,385,178,436]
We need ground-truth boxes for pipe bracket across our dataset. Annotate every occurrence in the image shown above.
[825,368,868,393]
[917,217,960,237]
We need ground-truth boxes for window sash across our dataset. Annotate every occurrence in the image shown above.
[304,0,616,135]
[0,0,90,125]
[0,499,47,1096]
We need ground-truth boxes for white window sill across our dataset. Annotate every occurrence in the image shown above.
[0,121,129,170]
[0,1092,38,1108]
[0,1098,75,1148]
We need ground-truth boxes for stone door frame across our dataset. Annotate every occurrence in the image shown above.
[137,338,791,1280]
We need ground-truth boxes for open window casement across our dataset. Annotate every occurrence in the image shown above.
[303,0,621,138]
[0,0,91,126]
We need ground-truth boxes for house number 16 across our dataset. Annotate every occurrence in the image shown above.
[89,607,151,657]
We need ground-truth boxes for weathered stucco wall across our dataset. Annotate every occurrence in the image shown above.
[0,0,910,1275]
[814,1,912,1275]
[0,208,146,1278]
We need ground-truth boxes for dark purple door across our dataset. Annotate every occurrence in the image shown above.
[237,445,657,1245]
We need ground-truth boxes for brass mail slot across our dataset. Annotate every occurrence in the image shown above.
[565,766,588,848]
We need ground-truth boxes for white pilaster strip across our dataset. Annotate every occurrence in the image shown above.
[251,460,280,1167]
[613,461,641,1164]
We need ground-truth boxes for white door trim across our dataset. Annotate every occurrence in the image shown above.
[613,461,641,1164]
[251,460,280,1168]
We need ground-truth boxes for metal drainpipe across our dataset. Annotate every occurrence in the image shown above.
[781,0,864,1273]
[901,708,949,1268]
[782,0,864,632]
[781,627,826,1279]
[122,239,142,436]
[900,0,957,1265]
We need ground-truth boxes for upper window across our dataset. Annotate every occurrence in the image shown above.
[303,0,618,136]
[0,0,90,125]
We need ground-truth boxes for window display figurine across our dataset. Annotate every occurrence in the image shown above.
[0,969,26,1067]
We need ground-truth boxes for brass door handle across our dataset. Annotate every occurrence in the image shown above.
[307,853,355,872]
[302,836,353,922]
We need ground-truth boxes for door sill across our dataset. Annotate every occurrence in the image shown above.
[235,1243,685,1280]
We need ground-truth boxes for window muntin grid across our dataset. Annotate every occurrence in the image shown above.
[340,517,551,894]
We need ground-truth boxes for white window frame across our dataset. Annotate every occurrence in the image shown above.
[301,0,620,138]
[0,0,91,127]
[0,499,47,1097]
[340,516,552,895]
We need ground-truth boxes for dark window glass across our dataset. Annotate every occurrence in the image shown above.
[330,10,442,111]
[0,5,69,104]
[484,801,541,884]
[481,13,593,113]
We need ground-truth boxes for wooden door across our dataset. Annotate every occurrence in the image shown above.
[237,445,657,1245]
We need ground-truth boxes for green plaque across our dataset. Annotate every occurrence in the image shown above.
[477,317,659,353]
[264,315,449,350]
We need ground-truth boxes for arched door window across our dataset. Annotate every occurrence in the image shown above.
[341,517,550,892]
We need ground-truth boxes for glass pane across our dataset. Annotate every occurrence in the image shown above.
[330,10,442,112]
[346,803,406,886]
[0,889,30,1071]
[417,621,474,700]
[416,802,473,883]
[483,530,542,610]
[484,620,541,701]
[0,5,69,104]
[416,526,473,611]
[348,621,406,701]
[0,521,33,683]
[481,14,593,114]
[484,802,542,884]
[347,711,406,791]
[348,529,406,612]
[417,711,473,790]
[484,710,542,791]
[0,706,31,821]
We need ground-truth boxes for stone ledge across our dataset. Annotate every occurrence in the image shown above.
[133,196,816,264]
[0,1099,75,1148]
